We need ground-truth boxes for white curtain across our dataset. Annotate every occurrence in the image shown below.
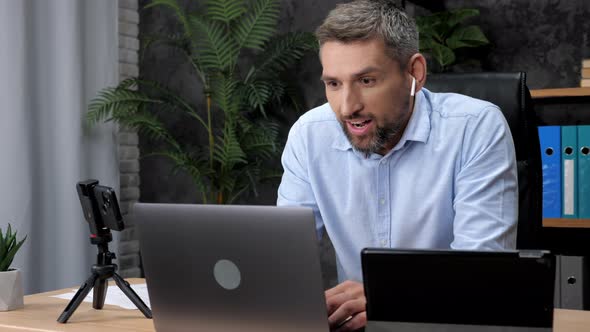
[0,0,119,294]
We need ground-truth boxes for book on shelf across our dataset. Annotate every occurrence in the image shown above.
[581,59,590,86]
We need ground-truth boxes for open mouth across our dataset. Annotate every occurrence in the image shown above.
[350,119,371,128]
[346,119,373,135]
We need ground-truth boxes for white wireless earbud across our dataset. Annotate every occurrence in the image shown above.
[410,77,416,97]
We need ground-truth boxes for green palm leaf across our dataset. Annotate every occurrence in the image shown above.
[131,78,208,129]
[249,32,317,81]
[227,161,281,203]
[234,0,280,51]
[123,112,182,152]
[237,165,262,198]
[213,127,248,172]
[241,123,279,160]
[269,79,286,102]
[190,16,239,70]
[235,114,255,135]
[118,77,139,90]
[245,80,273,116]
[206,0,246,24]
[87,88,162,125]
[218,173,238,198]
[211,73,242,115]
[90,0,316,204]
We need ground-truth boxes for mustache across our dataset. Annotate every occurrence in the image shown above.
[342,113,374,121]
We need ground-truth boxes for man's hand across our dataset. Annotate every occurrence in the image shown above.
[325,280,367,331]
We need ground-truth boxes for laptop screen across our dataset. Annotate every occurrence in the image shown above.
[136,203,329,332]
[362,249,555,328]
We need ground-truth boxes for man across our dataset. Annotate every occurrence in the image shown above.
[277,1,518,331]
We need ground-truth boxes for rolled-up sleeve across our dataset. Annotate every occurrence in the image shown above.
[451,106,518,250]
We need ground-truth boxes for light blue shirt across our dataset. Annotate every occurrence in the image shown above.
[277,88,518,282]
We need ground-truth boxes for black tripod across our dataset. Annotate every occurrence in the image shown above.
[57,232,152,323]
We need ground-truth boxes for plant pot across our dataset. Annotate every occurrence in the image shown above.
[0,268,24,311]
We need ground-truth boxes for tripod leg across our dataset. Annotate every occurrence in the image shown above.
[111,273,153,318]
[93,277,108,309]
[57,273,98,323]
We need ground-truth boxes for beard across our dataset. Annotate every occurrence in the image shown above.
[341,96,412,157]
[342,119,403,157]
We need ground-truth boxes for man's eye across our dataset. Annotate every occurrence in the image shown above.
[360,77,376,86]
[325,81,339,88]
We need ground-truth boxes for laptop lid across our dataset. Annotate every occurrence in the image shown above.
[135,203,329,332]
[362,248,555,332]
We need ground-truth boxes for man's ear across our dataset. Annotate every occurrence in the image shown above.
[407,53,427,93]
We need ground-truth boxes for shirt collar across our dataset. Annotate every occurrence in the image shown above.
[396,88,431,146]
[330,88,431,152]
[331,113,352,151]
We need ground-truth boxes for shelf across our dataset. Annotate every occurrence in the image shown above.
[543,218,590,228]
[530,87,590,99]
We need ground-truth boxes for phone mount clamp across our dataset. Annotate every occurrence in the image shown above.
[57,179,152,323]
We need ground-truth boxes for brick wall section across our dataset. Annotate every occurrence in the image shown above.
[117,0,142,278]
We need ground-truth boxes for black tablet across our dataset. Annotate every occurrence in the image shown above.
[362,248,555,331]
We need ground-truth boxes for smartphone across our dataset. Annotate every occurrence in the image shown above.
[76,180,125,234]
[93,185,124,231]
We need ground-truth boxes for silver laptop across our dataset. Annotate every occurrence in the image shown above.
[135,203,329,332]
[362,248,555,332]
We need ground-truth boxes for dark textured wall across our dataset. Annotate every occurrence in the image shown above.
[139,0,590,201]
[441,0,590,87]
[138,0,590,288]
[448,0,590,127]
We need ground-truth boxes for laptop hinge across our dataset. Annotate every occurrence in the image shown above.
[518,250,551,259]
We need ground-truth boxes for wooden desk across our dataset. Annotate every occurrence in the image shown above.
[553,308,590,332]
[1,279,589,331]
[0,278,154,332]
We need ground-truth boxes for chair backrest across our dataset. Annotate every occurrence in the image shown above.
[425,72,542,250]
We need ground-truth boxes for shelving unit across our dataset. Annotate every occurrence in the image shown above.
[533,87,590,229]
[543,219,590,228]
[531,87,590,99]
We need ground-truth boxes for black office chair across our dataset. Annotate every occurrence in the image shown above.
[425,72,542,250]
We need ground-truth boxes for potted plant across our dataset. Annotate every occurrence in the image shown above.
[88,0,317,204]
[416,8,490,72]
[0,224,26,311]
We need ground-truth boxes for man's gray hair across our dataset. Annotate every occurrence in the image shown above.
[316,0,419,68]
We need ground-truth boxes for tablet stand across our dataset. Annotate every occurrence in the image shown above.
[57,232,152,323]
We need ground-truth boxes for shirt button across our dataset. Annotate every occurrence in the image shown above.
[379,198,385,205]
[381,239,388,247]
